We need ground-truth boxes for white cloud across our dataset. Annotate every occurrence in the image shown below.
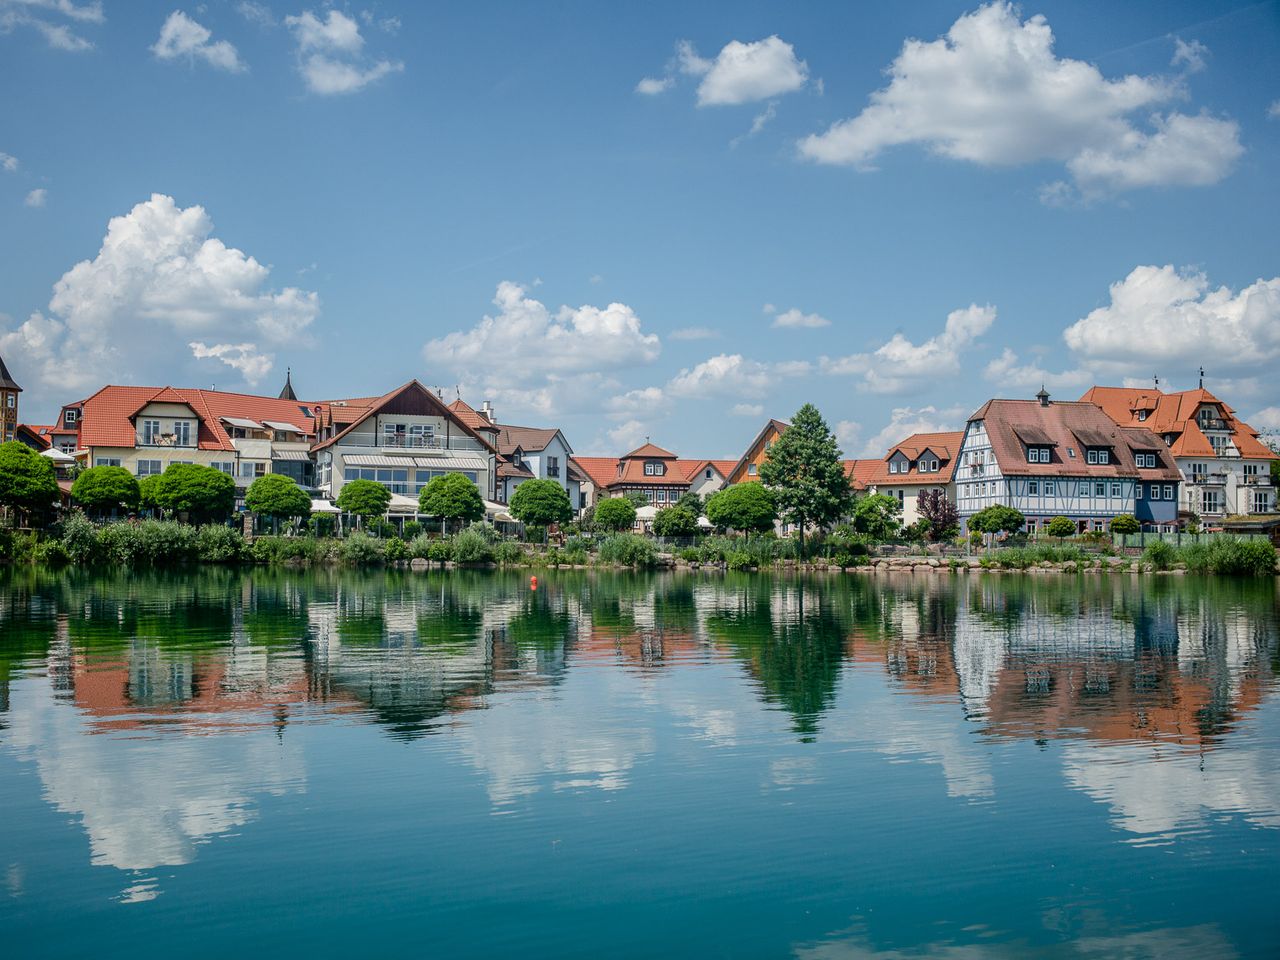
[1270,100,1280,120]
[606,418,650,452]
[605,385,666,420]
[771,307,830,329]
[1247,407,1280,437]
[285,9,402,95]
[0,0,103,51]
[669,326,717,341]
[152,10,246,73]
[0,193,320,402]
[692,36,808,106]
[425,281,660,418]
[0,151,17,172]
[762,303,776,315]
[668,353,773,398]
[731,101,778,146]
[24,187,46,207]
[635,76,672,95]
[834,419,861,454]
[858,405,964,457]
[235,1,274,27]
[822,303,995,393]
[983,347,1092,392]
[1172,37,1207,74]
[798,2,1240,198]
[1062,265,1280,374]
[731,403,763,417]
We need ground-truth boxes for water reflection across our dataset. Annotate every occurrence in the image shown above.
[1,566,1278,946]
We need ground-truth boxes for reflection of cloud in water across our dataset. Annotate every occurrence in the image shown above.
[1062,725,1280,837]
[793,923,1237,959]
[449,673,655,808]
[4,676,305,875]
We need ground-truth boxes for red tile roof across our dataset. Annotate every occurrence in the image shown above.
[843,459,879,490]
[865,430,965,487]
[971,399,1180,480]
[1081,385,1277,461]
[313,380,495,453]
[621,442,677,459]
[447,398,497,433]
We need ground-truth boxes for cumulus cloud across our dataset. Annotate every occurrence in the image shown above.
[425,281,661,419]
[669,353,776,398]
[1062,265,1280,375]
[639,36,808,108]
[1,151,17,172]
[235,1,274,27]
[1171,37,1207,74]
[0,194,320,404]
[24,187,46,207]
[859,405,965,457]
[822,303,995,393]
[1247,407,1280,437]
[731,403,764,417]
[771,307,830,329]
[0,0,103,50]
[834,419,861,453]
[152,10,245,73]
[984,347,1092,392]
[1270,100,1280,120]
[798,2,1241,199]
[285,9,402,94]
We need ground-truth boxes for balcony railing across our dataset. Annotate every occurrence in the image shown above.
[137,434,194,448]
[1198,417,1231,431]
[341,434,486,453]
[1187,473,1227,485]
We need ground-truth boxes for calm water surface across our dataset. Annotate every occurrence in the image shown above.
[1,568,1278,958]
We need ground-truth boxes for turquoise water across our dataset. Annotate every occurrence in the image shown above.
[1,567,1278,958]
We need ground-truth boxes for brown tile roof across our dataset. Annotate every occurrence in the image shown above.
[865,431,965,488]
[571,456,620,490]
[569,454,704,490]
[971,399,1179,479]
[497,458,534,480]
[75,385,324,452]
[494,423,564,455]
[1081,385,1277,461]
[447,398,496,433]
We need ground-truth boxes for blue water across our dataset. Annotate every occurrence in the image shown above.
[1,567,1278,958]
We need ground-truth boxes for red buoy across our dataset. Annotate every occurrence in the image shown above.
[530,575,538,591]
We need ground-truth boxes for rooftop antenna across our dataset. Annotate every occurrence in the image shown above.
[1153,374,1159,389]
[1199,366,1205,388]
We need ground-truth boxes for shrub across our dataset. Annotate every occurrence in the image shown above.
[34,538,70,566]
[156,464,236,523]
[678,546,702,562]
[339,532,384,567]
[1110,514,1140,535]
[1206,537,1276,576]
[366,518,398,539]
[1142,539,1177,571]
[705,483,776,534]
[494,540,526,565]
[97,520,199,566]
[726,550,753,571]
[969,504,1026,537]
[428,538,454,563]
[451,527,494,564]
[59,512,101,564]
[382,537,408,563]
[597,533,656,567]
[652,506,699,538]
[401,521,423,540]
[407,534,434,559]
[71,465,140,517]
[594,497,637,533]
[196,524,245,563]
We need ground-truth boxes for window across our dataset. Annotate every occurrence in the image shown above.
[1163,485,1173,501]
[656,489,667,502]
[748,464,757,476]
[644,463,654,476]
[211,461,234,474]
[546,456,560,478]
[58,441,75,454]
[645,489,654,502]
[1028,480,1039,495]
[1087,449,1097,464]
[889,460,899,474]
[1044,481,1056,496]
[1252,490,1270,513]
[137,459,162,476]
[1137,410,1147,421]
[705,469,712,479]
[1067,448,1076,459]
[1136,484,1144,499]
[1097,449,1109,465]
[1094,482,1105,496]
[173,420,192,446]
[64,409,78,425]
[95,457,122,467]
[896,490,904,504]
[5,394,12,408]
[141,420,162,445]
[1111,483,1122,498]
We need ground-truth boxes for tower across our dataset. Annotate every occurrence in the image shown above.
[0,352,20,443]
[278,367,298,401]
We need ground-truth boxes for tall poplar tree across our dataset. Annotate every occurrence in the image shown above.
[758,404,851,556]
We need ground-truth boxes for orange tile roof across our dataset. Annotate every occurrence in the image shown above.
[864,431,965,487]
[1082,385,1276,461]
[571,456,620,490]
[447,398,496,432]
[843,459,879,490]
[711,459,737,476]
[312,380,496,453]
[621,442,677,459]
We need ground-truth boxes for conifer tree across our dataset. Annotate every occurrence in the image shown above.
[758,404,851,556]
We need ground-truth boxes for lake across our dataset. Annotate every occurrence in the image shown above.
[2,567,1278,958]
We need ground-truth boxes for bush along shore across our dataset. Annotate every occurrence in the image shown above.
[1,514,1275,577]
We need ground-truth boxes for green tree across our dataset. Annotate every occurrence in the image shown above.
[138,474,164,513]
[969,504,1026,537]
[420,472,486,533]
[916,489,959,542]
[623,490,648,508]
[337,478,392,528]
[758,403,851,555]
[1045,515,1076,538]
[1109,514,1140,535]
[851,493,902,542]
[675,490,703,515]
[0,441,59,524]
[155,463,236,524]
[705,483,776,534]
[508,478,572,539]
[246,474,311,530]
[652,505,699,538]
[70,465,140,517]
[594,496,637,532]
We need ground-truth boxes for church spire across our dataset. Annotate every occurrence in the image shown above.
[278,367,297,401]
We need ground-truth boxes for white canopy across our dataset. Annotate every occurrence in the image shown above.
[696,515,713,529]
[221,416,262,430]
[387,493,421,514]
[635,505,658,520]
[309,499,340,514]
[484,499,515,523]
[41,448,75,463]
[262,420,305,434]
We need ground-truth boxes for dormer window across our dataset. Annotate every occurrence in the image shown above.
[1137,410,1147,421]
[64,409,78,425]
[889,461,899,474]
[1085,448,1109,465]
[644,461,665,477]
[1027,446,1051,463]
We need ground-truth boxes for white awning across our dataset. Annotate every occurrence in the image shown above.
[344,454,412,468]
[221,416,262,430]
[271,449,311,462]
[697,515,713,529]
[41,448,75,462]
[635,505,658,520]
[412,454,489,470]
[310,499,340,514]
[484,499,515,523]
[263,420,305,433]
[387,493,421,514]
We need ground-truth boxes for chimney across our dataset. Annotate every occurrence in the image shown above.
[481,400,495,423]
[1036,386,1051,407]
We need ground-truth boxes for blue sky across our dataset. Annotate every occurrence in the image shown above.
[2,0,1278,458]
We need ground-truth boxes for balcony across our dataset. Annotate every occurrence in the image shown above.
[1242,474,1274,486]
[340,434,486,453]
[1187,472,1227,486]
[1197,417,1231,431]
[137,434,194,448]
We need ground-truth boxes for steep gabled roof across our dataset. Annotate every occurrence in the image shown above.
[278,369,298,401]
[494,423,569,456]
[447,398,497,433]
[312,380,496,453]
[621,442,677,460]
[726,418,790,482]
[1081,384,1275,460]
[0,353,21,392]
[868,430,965,487]
[844,459,879,490]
